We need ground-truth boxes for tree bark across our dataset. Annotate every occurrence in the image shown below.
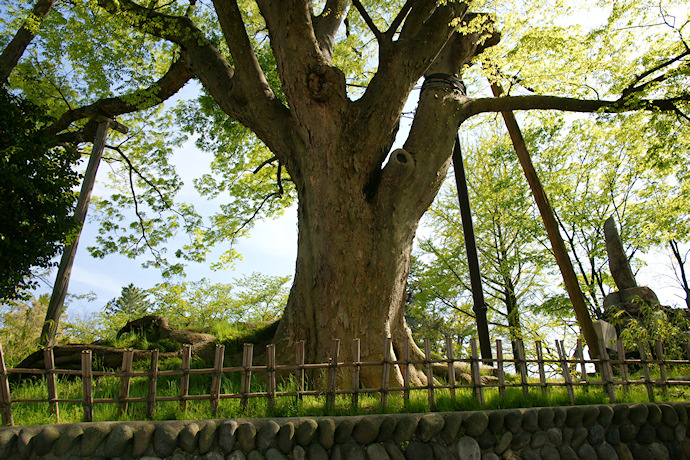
[0,0,55,83]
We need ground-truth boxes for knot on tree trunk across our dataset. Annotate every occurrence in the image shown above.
[307,64,345,102]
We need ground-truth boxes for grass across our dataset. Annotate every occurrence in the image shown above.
[7,362,690,426]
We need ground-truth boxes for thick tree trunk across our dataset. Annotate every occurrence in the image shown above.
[273,147,427,386]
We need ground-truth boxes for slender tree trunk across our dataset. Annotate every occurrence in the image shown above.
[503,279,522,359]
[669,239,690,309]
[0,0,56,83]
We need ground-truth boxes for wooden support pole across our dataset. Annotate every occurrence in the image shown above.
[179,345,191,411]
[0,344,13,426]
[241,344,253,412]
[146,350,159,419]
[470,338,484,405]
[655,341,668,398]
[352,339,361,410]
[295,341,305,403]
[327,339,340,413]
[576,339,589,390]
[452,137,493,363]
[41,118,127,346]
[81,350,93,422]
[616,339,630,394]
[638,341,655,402]
[445,337,456,399]
[535,341,547,397]
[44,347,59,423]
[496,339,506,400]
[266,344,276,412]
[210,345,224,414]
[556,340,575,404]
[118,349,134,416]
[424,338,436,411]
[489,81,600,359]
[597,340,616,402]
[380,337,392,411]
[516,339,529,397]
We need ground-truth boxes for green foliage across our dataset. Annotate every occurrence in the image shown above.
[149,273,290,331]
[410,125,560,351]
[103,283,151,319]
[614,302,690,360]
[0,87,80,301]
[64,273,290,344]
[0,294,49,366]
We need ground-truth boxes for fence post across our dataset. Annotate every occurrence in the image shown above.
[655,341,668,398]
[327,339,340,413]
[496,339,506,400]
[535,341,547,397]
[296,341,305,402]
[403,340,410,409]
[381,337,392,411]
[0,344,13,426]
[81,350,93,422]
[118,349,134,416]
[352,339,361,410]
[44,347,59,423]
[146,349,159,419]
[179,345,191,411]
[241,344,254,412]
[575,339,589,391]
[616,339,630,394]
[598,339,616,402]
[516,339,529,397]
[266,344,276,412]
[470,338,484,405]
[638,340,655,402]
[556,340,575,404]
[445,337,456,399]
[210,345,225,414]
[424,338,436,411]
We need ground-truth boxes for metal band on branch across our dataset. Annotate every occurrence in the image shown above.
[421,73,466,95]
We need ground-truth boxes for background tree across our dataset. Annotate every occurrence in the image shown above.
[411,125,561,357]
[1,0,688,384]
[0,87,81,301]
[103,283,151,319]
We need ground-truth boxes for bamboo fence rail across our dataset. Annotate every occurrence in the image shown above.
[0,336,689,426]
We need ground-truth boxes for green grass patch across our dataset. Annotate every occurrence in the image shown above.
[8,367,690,426]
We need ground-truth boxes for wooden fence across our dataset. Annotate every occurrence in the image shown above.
[1,336,689,426]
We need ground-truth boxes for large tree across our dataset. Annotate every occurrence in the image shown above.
[2,0,688,384]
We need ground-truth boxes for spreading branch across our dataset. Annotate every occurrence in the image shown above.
[621,49,690,98]
[313,0,350,60]
[352,0,384,44]
[99,0,293,161]
[47,58,194,138]
[461,93,690,121]
[386,0,414,40]
[211,0,273,97]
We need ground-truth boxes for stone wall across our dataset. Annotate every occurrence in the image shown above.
[0,402,688,459]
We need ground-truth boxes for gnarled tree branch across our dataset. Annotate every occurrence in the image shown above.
[47,57,194,138]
